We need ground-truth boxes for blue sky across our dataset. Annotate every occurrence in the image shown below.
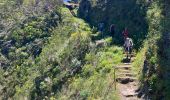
[63,0,71,3]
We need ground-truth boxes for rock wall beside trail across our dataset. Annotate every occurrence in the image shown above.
[133,0,170,99]
[158,0,170,99]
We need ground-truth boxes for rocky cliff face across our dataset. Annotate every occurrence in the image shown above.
[158,0,170,98]
[161,0,170,68]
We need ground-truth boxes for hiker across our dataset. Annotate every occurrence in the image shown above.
[64,1,78,16]
[64,3,76,16]
[44,2,53,12]
[110,24,115,37]
[98,22,104,32]
[124,37,133,59]
[122,27,129,40]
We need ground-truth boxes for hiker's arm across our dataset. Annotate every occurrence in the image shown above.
[130,40,134,46]
[132,39,134,46]
[123,42,126,47]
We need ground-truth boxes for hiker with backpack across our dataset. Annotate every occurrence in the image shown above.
[124,37,133,59]
[98,22,104,32]
[64,3,76,16]
[64,1,79,16]
[110,24,115,37]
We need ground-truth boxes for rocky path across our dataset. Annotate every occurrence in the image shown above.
[116,55,143,100]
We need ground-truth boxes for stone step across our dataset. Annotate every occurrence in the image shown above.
[122,57,135,63]
[116,77,137,84]
[123,54,135,56]
[116,65,131,70]
[117,73,136,77]
[123,53,136,56]
[123,63,131,65]
[121,88,138,97]
[117,69,131,73]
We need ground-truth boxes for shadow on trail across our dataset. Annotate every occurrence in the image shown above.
[122,58,131,63]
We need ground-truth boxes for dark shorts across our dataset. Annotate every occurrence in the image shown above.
[125,47,132,54]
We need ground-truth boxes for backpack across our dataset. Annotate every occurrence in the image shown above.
[124,38,133,47]
[129,38,133,47]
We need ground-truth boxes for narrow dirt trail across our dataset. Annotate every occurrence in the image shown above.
[116,55,143,100]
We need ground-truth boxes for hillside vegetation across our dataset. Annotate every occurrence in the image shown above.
[0,0,170,100]
[0,1,123,99]
[79,0,170,99]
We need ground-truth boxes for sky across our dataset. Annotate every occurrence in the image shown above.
[63,0,71,3]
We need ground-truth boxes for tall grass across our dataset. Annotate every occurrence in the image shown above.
[55,46,123,100]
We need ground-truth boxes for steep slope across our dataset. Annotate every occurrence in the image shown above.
[0,3,125,99]
[0,0,63,68]
[0,6,93,99]
[0,1,64,99]
[56,46,123,99]
[0,0,169,99]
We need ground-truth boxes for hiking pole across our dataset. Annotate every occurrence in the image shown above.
[114,66,116,90]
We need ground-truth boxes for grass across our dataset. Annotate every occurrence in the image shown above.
[55,46,123,100]
[132,42,148,80]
